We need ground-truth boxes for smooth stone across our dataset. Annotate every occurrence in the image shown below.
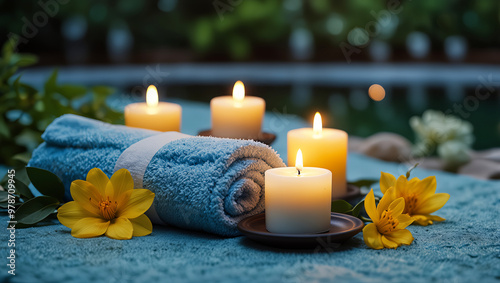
[356,132,412,162]
[458,159,500,180]
[470,148,500,163]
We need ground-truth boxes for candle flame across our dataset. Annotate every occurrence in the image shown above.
[295,149,303,174]
[146,85,159,107]
[232,80,245,102]
[313,112,322,137]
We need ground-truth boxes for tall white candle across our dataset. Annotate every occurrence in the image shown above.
[265,149,332,234]
[210,81,265,139]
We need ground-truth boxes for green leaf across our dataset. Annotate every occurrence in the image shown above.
[0,191,8,202]
[13,178,34,200]
[14,128,43,152]
[19,82,38,95]
[2,35,17,58]
[348,179,379,188]
[13,54,38,67]
[43,69,58,96]
[92,86,115,97]
[351,200,364,217]
[0,173,8,187]
[12,167,30,187]
[14,196,59,225]
[331,200,353,213]
[12,152,31,165]
[26,167,65,202]
[0,115,10,138]
[0,201,21,209]
[57,85,87,98]
[13,75,22,92]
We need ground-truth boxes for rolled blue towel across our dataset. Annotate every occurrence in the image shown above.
[28,114,285,236]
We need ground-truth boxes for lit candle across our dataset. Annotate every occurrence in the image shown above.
[287,112,348,199]
[265,149,332,234]
[124,85,182,132]
[210,81,265,139]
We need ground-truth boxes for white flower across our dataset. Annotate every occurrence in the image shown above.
[410,110,474,163]
[437,140,471,166]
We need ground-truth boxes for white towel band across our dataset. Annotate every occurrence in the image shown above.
[114,131,192,224]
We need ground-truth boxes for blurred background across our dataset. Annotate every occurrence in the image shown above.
[1,0,499,165]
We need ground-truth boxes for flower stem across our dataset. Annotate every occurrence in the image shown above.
[406,163,420,179]
[360,216,372,223]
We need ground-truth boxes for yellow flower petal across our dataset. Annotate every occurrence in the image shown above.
[412,214,446,226]
[105,180,114,199]
[403,177,421,197]
[415,193,450,215]
[70,180,102,216]
[364,189,379,223]
[396,175,409,195]
[380,172,396,194]
[105,217,133,240]
[385,229,414,246]
[388,197,405,217]
[415,176,437,199]
[71,217,109,238]
[377,187,396,215]
[396,214,414,230]
[381,235,399,249]
[116,189,155,219]
[428,215,446,222]
[130,214,153,237]
[110,168,134,201]
[57,201,98,228]
[363,223,384,250]
[412,214,433,226]
[86,168,109,196]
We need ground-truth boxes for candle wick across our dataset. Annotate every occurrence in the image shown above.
[297,169,301,176]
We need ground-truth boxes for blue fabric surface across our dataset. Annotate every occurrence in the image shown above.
[1,101,499,283]
[27,114,285,236]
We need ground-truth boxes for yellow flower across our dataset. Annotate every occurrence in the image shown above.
[363,188,414,249]
[57,168,155,240]
[380,172,450,226]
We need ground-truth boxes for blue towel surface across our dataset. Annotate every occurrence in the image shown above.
[28,114,285,236]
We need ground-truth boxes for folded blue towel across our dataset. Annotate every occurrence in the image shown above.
[28,114,285,236]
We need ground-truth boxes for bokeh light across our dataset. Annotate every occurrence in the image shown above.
[368,84,386,101]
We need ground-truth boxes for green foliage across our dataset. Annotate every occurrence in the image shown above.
[13,196,60,225]
[332,178,381,221]
[0,37,121,165]
[331,199,365,220]
[331,199,353,213]
[0,162,65,227]
[26,167,65,202]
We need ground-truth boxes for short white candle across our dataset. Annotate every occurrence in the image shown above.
[125,85,182,132]
[210,81,265,139]
[265,149,332,234]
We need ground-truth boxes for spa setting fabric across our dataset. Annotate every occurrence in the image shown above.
[28,114,285,236]
[2,100,498,283]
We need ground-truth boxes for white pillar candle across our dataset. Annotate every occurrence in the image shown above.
[125,85,182,132]
[265,149,332,234]
[210,81,265,139]
[287,112,347,199]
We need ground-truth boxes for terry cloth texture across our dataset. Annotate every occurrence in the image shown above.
[28,114,285,236]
